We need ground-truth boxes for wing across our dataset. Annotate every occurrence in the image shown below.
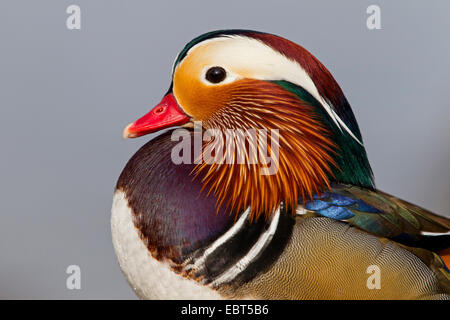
[300,184,450,293]
[183,184,450,299]
[224,215,450,299]
[302,184,450,250]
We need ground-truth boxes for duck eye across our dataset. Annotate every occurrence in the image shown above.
[205,66,226,84]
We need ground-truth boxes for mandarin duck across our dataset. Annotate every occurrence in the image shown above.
[111,30,450,300]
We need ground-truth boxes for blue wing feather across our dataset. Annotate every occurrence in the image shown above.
[304,192,378,220]
[301,184,450,253]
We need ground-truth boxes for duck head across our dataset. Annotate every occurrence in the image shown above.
[122,30,374,221]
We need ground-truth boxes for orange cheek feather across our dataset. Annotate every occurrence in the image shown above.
[174,77,335,221]
[173,65,233,121]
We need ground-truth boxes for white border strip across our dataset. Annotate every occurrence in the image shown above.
[211,206,281,286]
[185,208,251,271]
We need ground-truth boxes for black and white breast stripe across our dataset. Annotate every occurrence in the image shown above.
[182,204,295,288]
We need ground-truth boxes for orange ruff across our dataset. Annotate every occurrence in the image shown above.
[193,79,336,221]
[438,248,450,270]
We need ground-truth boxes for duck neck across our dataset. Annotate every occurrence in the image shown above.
[116,131,236,264]
[273,80,375,189]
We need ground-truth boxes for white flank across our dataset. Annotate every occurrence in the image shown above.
[111,191,222,300]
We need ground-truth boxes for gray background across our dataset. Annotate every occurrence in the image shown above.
[0,0,449,299]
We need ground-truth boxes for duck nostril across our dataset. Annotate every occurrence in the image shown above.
[155,107,165,114]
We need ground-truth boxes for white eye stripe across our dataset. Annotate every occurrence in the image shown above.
[177,35,362,145]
